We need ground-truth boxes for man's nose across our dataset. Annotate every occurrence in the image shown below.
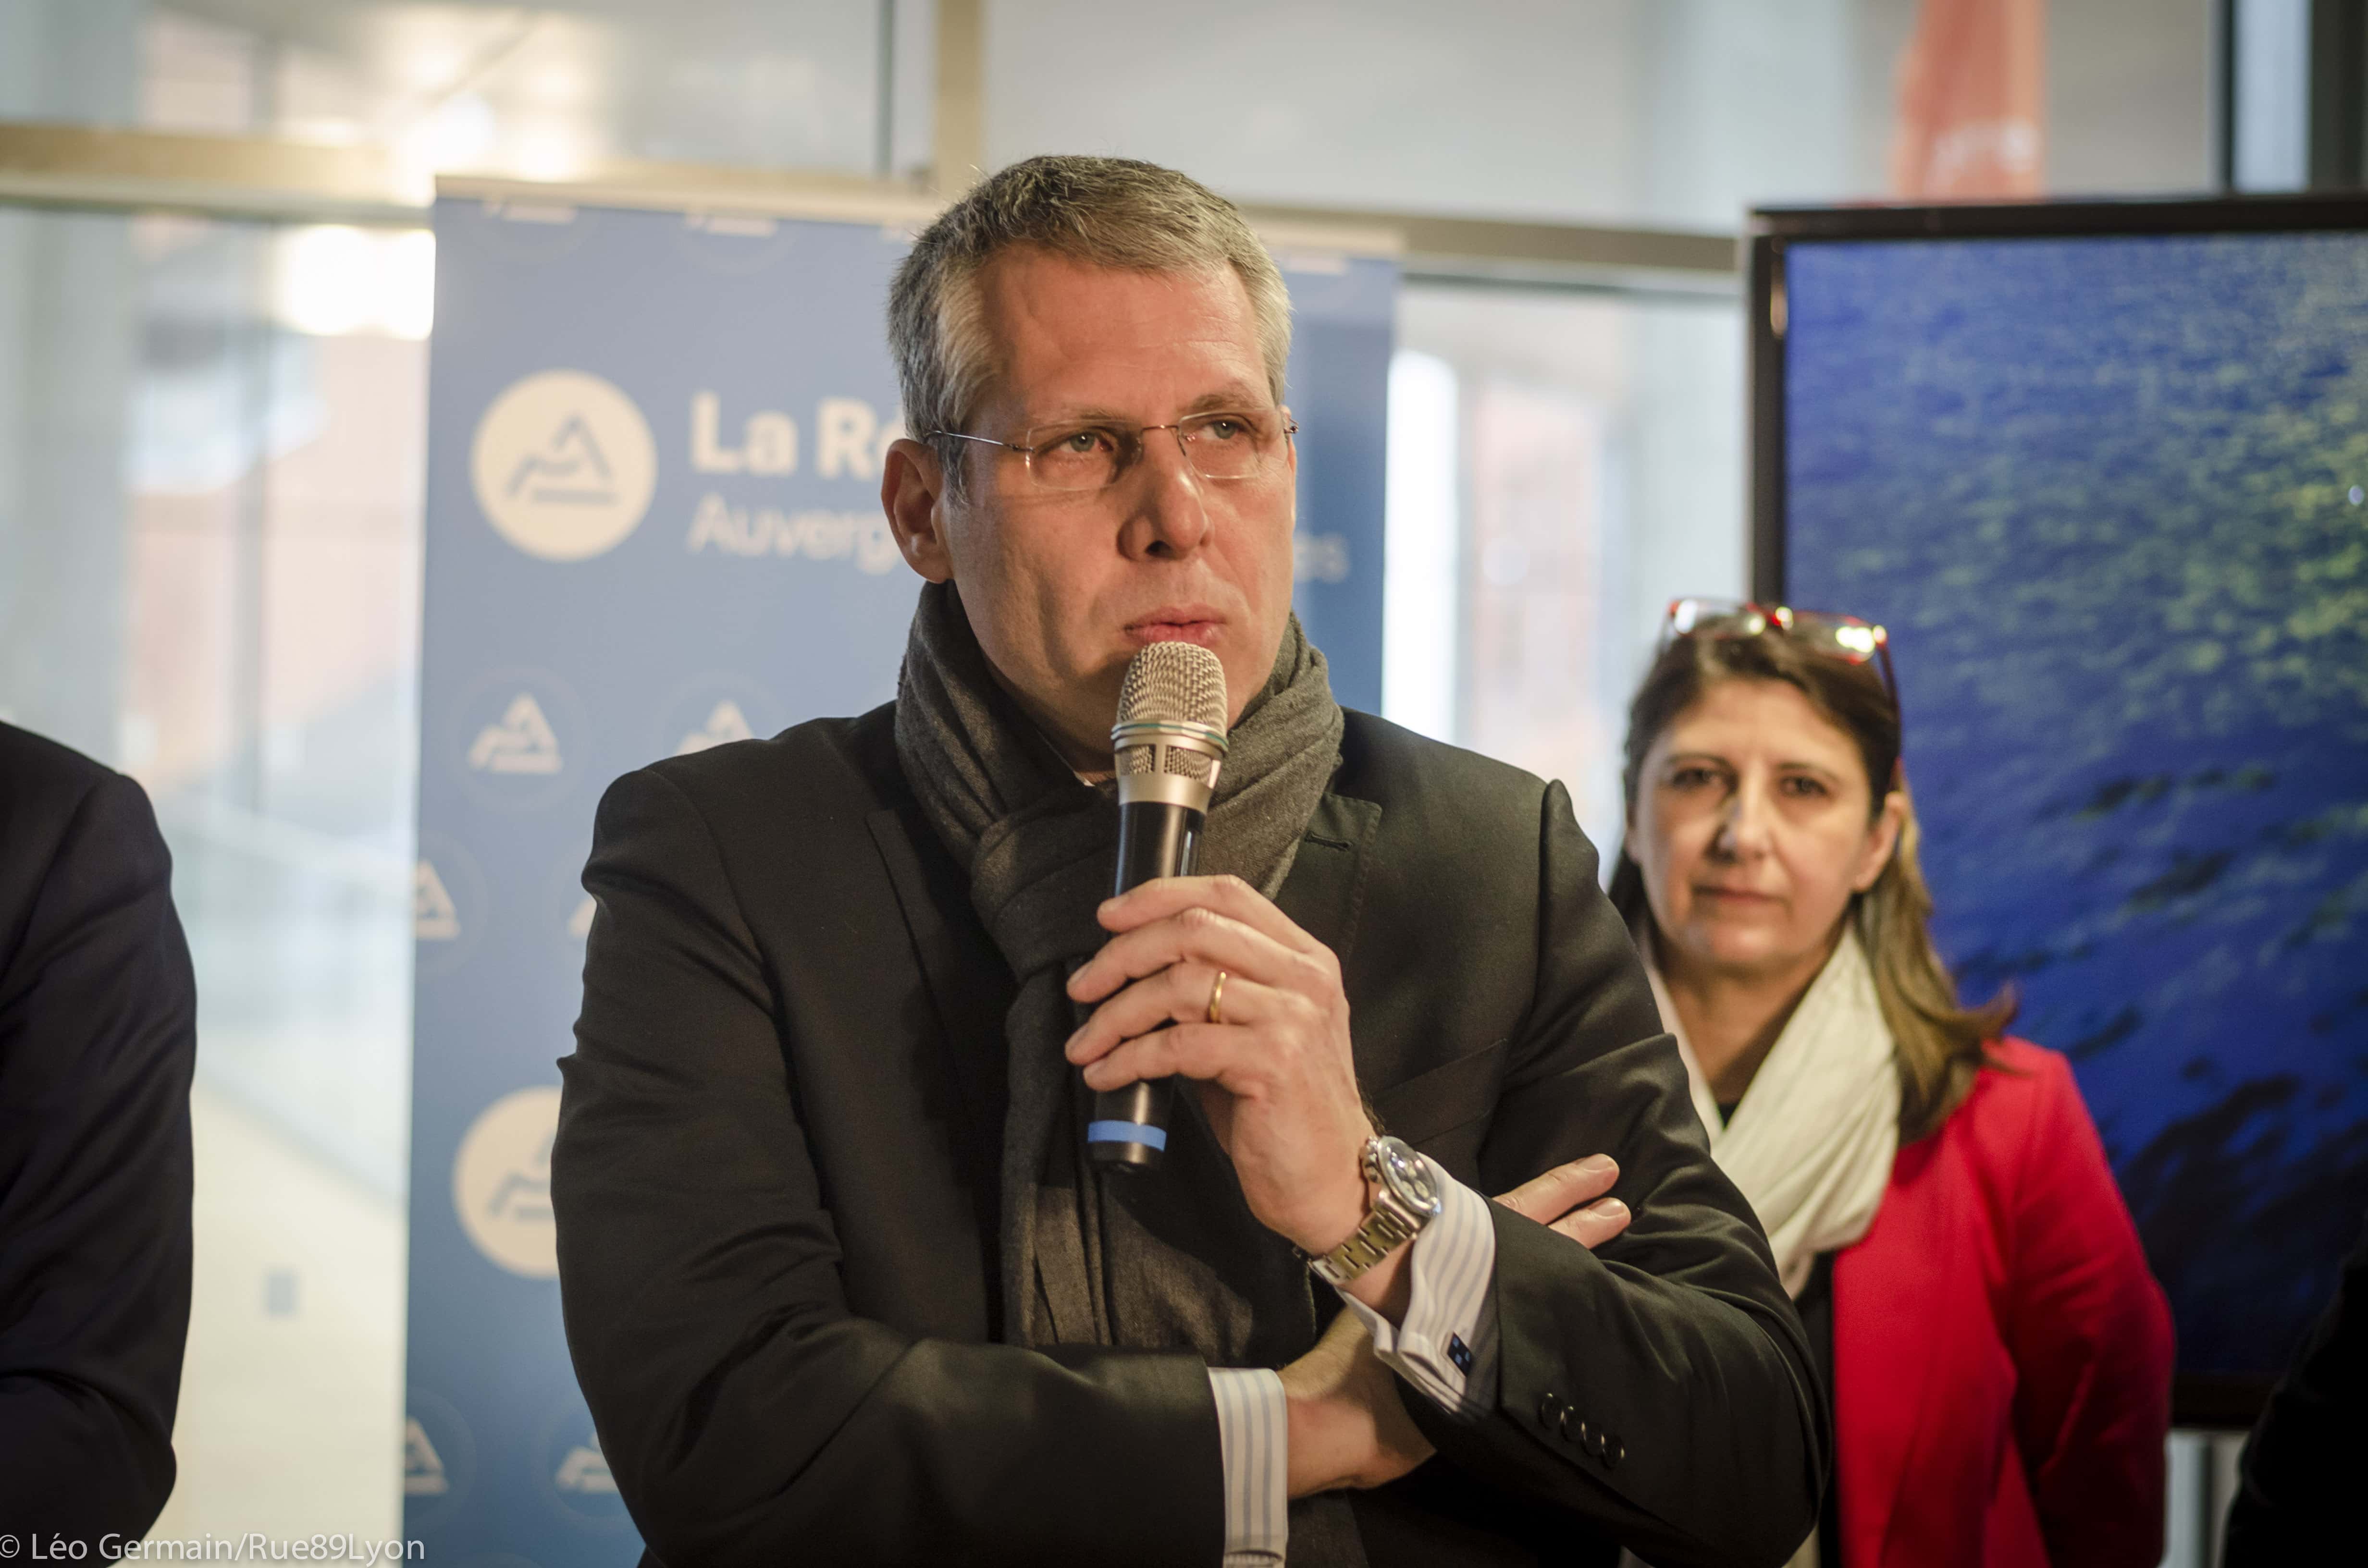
[1118,429,1211,561]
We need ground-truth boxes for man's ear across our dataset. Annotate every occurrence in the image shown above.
[881,437,956,582]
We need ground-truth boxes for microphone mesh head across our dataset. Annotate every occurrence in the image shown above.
[1117,641,1227,733]
[1114,642,1227,786]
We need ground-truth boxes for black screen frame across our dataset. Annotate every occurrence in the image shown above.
[1748,190,2368,1430]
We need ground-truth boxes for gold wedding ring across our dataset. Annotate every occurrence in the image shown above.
[1206,969,1228,1027]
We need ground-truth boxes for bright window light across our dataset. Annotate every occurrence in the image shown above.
[275,227,437,341]
[411,93,497,169]
[275,226,377,337]
[384,230,438,341]
[512,129,592,184]
[2234,0,2309,191]
[393,93,497,201]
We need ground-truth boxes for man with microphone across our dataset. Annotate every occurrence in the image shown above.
[552,155,1822,1567]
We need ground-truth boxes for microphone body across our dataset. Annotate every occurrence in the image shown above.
[1085,795,1202,1169]
[1087,644,1229,1172]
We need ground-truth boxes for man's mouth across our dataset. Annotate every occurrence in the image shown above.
[1124,608,1224,648]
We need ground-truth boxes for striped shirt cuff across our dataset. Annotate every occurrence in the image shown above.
[1208,1365,1288,1565]
[1329,1163,1499,1421]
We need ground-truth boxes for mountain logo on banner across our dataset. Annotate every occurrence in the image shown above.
[509,416,612,501]
[535,1401,633,1527]
[403,1417,450,1496]
[468,694,563,775]
[414,860,461,941]
[554,1434,617,1494]
[471,369,657,562]
[451,1086,562,1278]
[674,699,756,755]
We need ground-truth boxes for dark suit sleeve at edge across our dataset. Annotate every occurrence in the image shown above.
[1400,780,1826,1568]
[552,766,1223,1568]
[2225,1211,2368,1565]
[0,772,195,1540]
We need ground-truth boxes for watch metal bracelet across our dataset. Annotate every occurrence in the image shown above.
[1310,1203,1420,1286]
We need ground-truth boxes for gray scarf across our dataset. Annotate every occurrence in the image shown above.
[893,581,1365,1564]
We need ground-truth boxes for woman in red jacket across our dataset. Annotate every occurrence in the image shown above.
[1609,600,2174,1568]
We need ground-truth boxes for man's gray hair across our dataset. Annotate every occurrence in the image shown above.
[888,155,1292,487]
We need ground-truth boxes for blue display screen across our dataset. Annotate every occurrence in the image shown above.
[1785,230,2368,1383]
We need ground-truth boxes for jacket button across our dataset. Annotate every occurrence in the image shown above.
[1560,1409,1585,1445]
[1537,1393,1563,1429]
[1605,1438,1625,1468]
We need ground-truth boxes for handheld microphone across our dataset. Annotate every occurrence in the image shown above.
[1086,640,1229,1173]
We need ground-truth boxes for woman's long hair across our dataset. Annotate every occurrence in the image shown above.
[1605,630,2015,1143]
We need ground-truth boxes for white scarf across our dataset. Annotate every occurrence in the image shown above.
[1644,927,1900,1298]
[1623,930,1900,1568]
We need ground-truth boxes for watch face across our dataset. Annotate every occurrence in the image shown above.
[1374,1137,1444,1219]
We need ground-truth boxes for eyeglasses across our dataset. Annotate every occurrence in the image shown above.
[1661,597,1899,704]
[926,407,1298,493]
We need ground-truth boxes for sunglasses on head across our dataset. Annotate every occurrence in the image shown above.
[1660,597,1899,706]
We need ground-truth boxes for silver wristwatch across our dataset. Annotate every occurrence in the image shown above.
[1307,1135,1444,1286]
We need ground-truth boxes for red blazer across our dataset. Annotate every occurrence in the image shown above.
[1832,1038,2174,1568]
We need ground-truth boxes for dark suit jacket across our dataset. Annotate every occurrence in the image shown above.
[2223,1209,2368,1565]
[554,704,1823,1568]
[0,722,195,1538]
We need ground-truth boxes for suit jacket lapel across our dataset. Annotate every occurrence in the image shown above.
[1274,792,1381,971]
[866,803,1013,1260]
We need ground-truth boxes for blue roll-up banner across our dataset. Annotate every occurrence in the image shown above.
[407,191,1393,1563]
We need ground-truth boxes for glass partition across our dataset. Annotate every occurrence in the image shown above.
[1389,282,1745,858]
[0,200,421,1538]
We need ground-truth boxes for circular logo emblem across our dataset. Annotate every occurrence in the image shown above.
[402,1385,477,1530]
[471,370,657,561]
[534,1394,633,1530]
[413,829,490,980]
[445,666,586,814]
[452,1085,563,1278]
[653,671,786,765]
